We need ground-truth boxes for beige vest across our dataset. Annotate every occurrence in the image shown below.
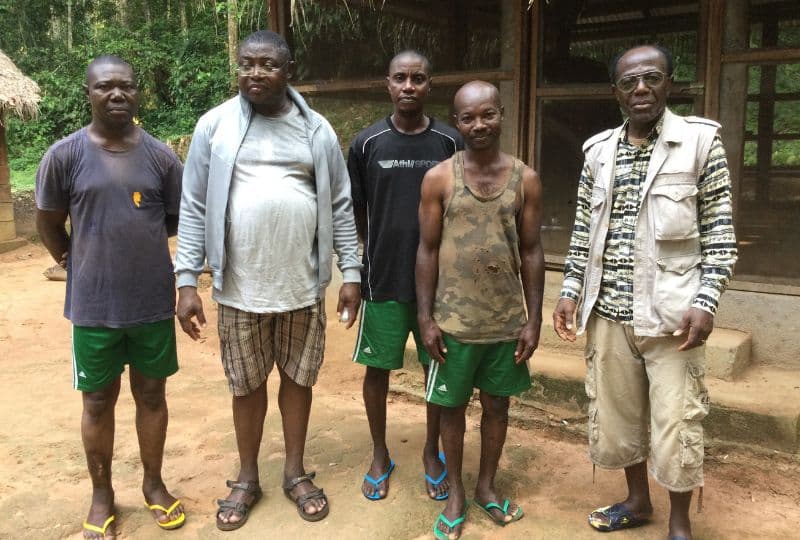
[576,108,720,336]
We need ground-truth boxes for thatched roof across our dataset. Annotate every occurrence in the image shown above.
[0,50,40,122]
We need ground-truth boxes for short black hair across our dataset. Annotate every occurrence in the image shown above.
[388,49,432,74]
[86,55,133,82]
[608,44,674,83]
[239,30,292,61]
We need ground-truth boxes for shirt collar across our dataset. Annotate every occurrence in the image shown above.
[619,113,665,146]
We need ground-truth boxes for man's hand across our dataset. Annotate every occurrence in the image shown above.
[58,251,69,269]
[674,307,714,351]
[553,297,578,342]
[336,282,361,330]
[419,318,447,363]
[176,286,206,340]
[515,319,541,364]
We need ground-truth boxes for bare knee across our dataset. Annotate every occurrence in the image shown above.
[365,366,390,384]
[131,377,166,412]
[479,393,509,420]
[83,388,118,420]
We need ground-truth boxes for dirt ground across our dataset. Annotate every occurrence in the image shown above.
[1,225,800,538]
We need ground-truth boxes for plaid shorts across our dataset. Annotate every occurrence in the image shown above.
[217,300,326,395]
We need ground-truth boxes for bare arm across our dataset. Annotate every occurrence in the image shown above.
[416,162,449,362]
[36,209,70,268]
[516,166,545,363]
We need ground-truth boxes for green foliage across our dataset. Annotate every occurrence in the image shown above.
[1,0,239,182]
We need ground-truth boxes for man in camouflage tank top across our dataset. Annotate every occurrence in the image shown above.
[417,81,545,539]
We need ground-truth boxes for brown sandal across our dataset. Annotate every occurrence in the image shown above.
[216,480,262,531]
[283,472,330,522]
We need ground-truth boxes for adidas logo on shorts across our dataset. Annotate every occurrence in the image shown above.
[363,346,373,355]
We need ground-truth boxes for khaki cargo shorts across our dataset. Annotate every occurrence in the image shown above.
[584,314,709,492]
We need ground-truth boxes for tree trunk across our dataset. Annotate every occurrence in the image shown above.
[227,0,239,92]
[66,0,73,51]
[179,0,187,34]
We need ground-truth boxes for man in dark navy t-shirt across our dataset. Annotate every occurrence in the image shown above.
[348,50,462,502]
[36,55,185,538]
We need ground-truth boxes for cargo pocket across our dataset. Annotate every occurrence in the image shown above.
[651,181,699,240]
[683,362,710,422]
[679,426,704,468]
[584,345,597,400]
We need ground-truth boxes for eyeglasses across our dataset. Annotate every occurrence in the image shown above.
[236,60,290,75]
[615,70,668,93]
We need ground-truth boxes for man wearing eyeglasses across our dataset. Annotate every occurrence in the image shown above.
[553,45,737,540]
[175,30,361,530]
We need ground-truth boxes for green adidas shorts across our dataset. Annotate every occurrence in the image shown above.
[72,318,178,392]
[352,300,430,370]
[424,334,532,407]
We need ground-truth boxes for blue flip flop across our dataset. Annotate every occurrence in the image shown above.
[363,460,395,500]
[588,502,649,532]
[425,451,449,500]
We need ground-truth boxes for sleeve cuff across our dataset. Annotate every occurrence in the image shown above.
[341,268,362,283]
[175,271,200,289]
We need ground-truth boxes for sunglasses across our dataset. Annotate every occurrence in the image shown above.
[615,70,668,93]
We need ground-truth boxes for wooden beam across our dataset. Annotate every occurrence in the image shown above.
[293,70,515,94]
[722,48,800,64]
[516,0,531,160]
[534,82,699,99]
[526,0,539,168]
[704,0,724,119]
[718,0,750,236]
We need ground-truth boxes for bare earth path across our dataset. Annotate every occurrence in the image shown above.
[1,243,799,539]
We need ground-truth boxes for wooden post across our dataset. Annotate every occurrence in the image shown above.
[0,123,17,241]
[718,0,749,227]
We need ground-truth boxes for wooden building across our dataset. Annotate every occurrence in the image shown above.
[270,0,800,367]
[0,49,40,249]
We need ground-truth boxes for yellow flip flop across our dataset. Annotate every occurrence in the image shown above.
[83,515,115,537]
[144,499,186,530]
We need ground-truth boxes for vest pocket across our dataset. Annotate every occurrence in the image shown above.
[650,182,699,240]
[654,253,701,330]
[588,187,606,231]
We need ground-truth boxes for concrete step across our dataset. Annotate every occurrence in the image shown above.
[524,350,800,454]
[538,304,753,381]
[401,344,800,454]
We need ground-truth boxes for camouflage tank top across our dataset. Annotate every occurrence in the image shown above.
[433,151,527,342]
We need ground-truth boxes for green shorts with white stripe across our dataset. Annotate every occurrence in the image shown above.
[352,300,430,370]
[425,334,532,407]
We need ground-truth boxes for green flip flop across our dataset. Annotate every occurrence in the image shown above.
[473,498,524,525]
[433,507,467,539]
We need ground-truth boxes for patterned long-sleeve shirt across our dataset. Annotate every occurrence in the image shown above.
[560,120,737,322]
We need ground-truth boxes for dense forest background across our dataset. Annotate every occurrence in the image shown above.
[1,0,274,187]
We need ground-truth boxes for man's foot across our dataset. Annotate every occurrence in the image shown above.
[473,492,523,525]
[216,479,262,531]
[424,449,449,500]
[143,482,185,530]
[362,452,395,500]
[83,490,116,539]
[283,471,329,521]
[588,501,653,532]
[433,503,466,540]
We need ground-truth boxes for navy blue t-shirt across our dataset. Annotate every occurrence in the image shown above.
[348,117,462,302]
[35,128,182,327]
